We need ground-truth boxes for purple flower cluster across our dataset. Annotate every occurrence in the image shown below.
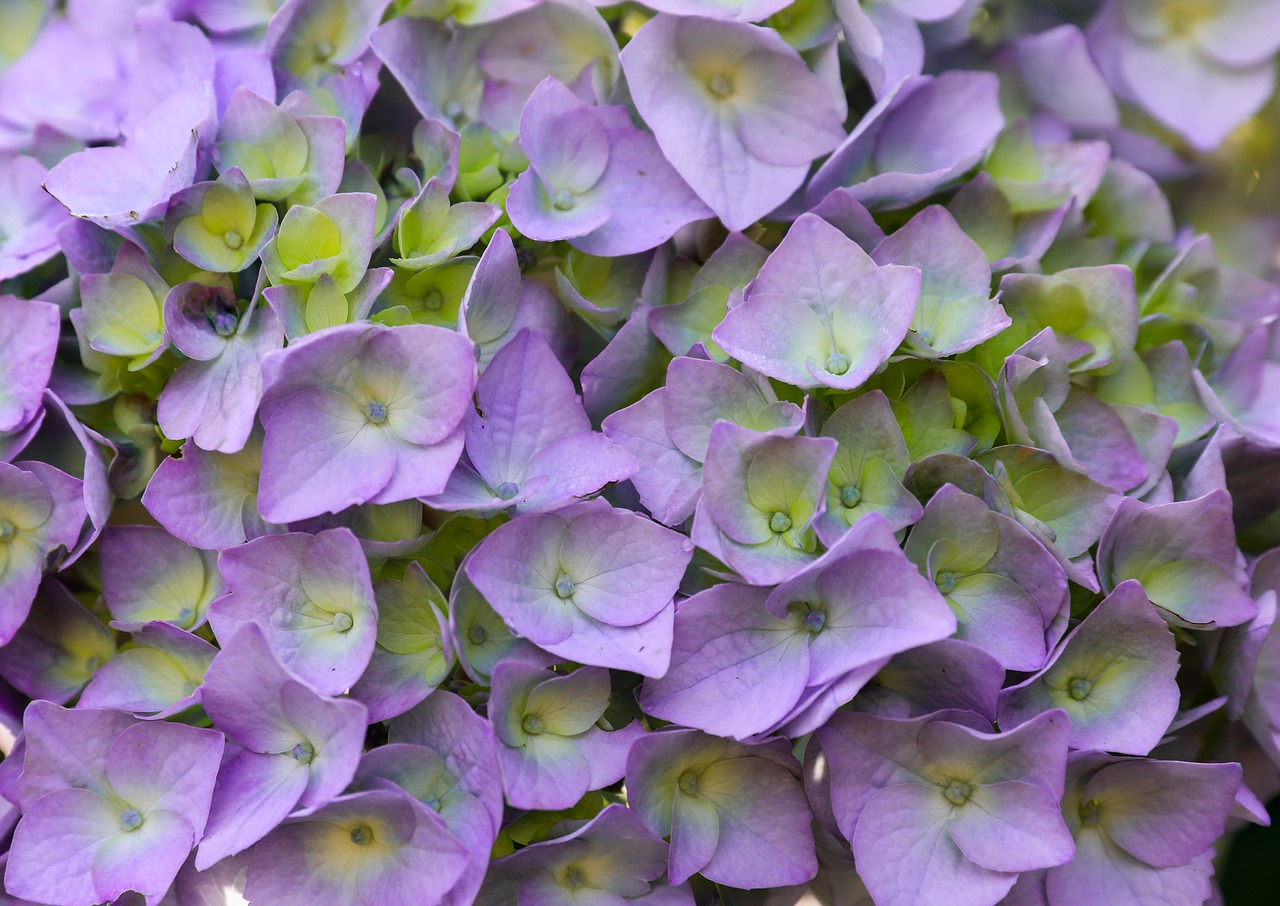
[1,1,1280,904]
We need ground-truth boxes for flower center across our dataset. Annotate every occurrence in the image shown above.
[840,485,861,508]
[554,573,575,599]
[552,189,575,211]
[349,825,373,846]
[211,310,238,336]
[331,612,353,633]
[223,230,243,250]
[495,481,520,500]
[942,780,973,806]
[366,401,388,424]
[291,741,315,763]
[1068,678,1093,701]
[1079,797,1102,827]
[522,714,545,736]
[0,521,14,543]
[422,288,443,311]
[678,769,700,795]
[769,512,792,533]
[315,40,334,61]
[563,865,586,889]
[802,609,826,634]
[468,624,487,645]
[934,571,957,594]
[706,73,735,98]
[119,808,143,832]
[825,352,850,375]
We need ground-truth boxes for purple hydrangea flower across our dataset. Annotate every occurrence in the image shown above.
[349,562,455,723]
[1097,489,1257,628]
[508,77,711,255]
[1036,753,1243,903]
[1088,0,1280,152]
[627,729,817,889]
[812,709,1074,906]
[208,528,378,695]
[603,355,804,526]
[428,328,635,513]
[0,460,86,643]
[999,579,1180,754]
[6,703,224,906]
[158,284,284,455]
[478,803,691,905]
[243,787,469,905]
[79,621,218,719]
[0,578,115,705]
[196,622,367,869]
[713,213,921,391]
[465,499,692,676]
[642,514,954,739]
[256,321,476,522]
[902,483,1067,671]
[141,430,282,551]
[489,662,645,810]
[621,14,845,229]
[692,423,837,585]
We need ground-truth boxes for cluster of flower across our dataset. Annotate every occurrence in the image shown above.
[2,0,1280,904]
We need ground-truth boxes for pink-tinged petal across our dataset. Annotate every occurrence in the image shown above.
[196,749,309,869]
[947,780,1074,872]
[852,783,1017,906]
[639,583,810,739]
